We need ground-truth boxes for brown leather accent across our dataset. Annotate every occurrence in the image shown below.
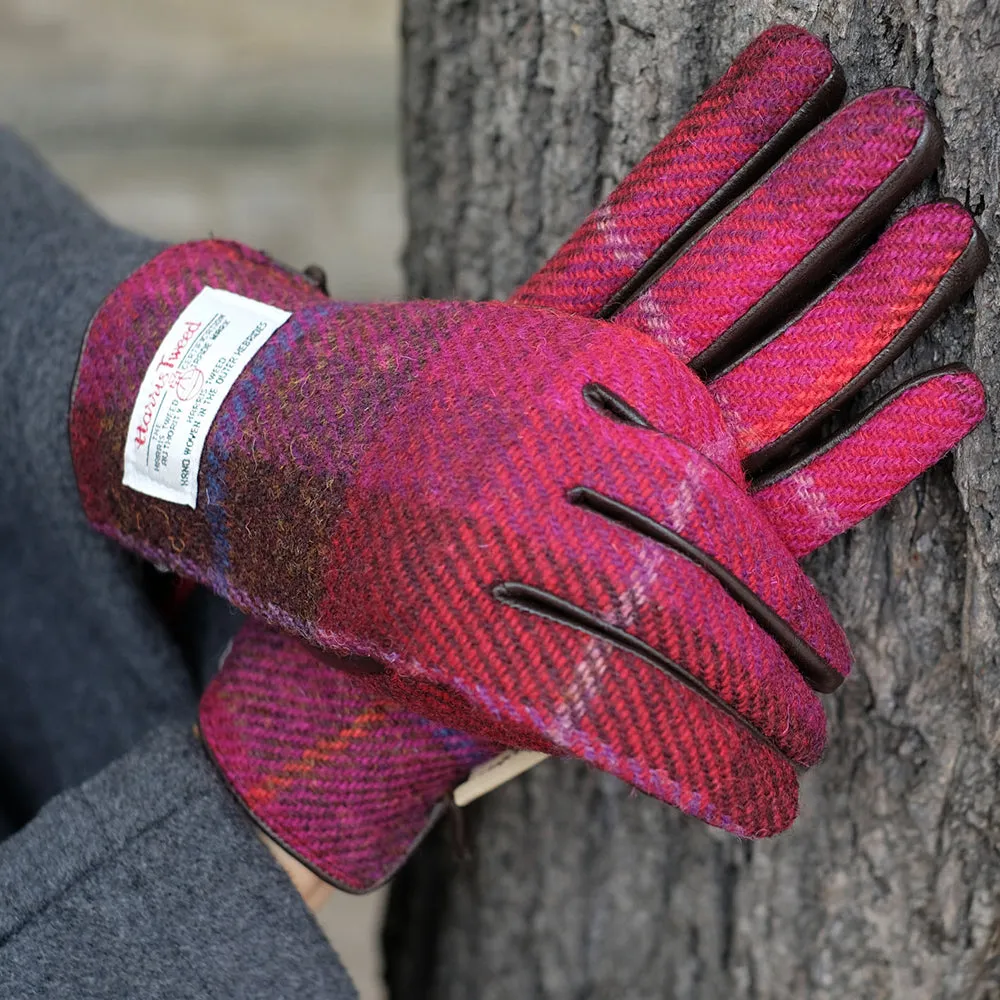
[599,60,846,319]
[492,581,796,763]
[690,107,945,377]
[582,381,654,428]
[565,487,843,693]
[750,364,974,491]
[740,210,989,478]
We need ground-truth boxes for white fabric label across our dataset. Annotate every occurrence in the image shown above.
[122,287,292,508]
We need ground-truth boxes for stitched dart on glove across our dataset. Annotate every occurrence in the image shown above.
[70,24,988,893]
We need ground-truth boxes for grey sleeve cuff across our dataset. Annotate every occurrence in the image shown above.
[0,127,241,814]
[0,723,358,1000]
[0,127,165,521]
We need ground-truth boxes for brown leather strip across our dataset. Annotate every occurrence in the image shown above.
[565,487,844,693]
[750,363,975,491]
[689,109,945,378]
[740,210,989,479]
[302,264,329,295]
[598,61,846,319]
[581,382,654,428]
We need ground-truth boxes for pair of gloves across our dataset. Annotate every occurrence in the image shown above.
[69,26,988,892]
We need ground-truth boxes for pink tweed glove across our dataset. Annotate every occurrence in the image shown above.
[203,622,504,891]
[197,26,988,893]
[76,31,981,896]
[73,271,850,818]
[202,28,984,889]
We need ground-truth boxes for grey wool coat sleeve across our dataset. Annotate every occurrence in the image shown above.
[0,725,358,1000]
[0,128,358,998]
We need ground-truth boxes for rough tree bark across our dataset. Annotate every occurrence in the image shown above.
[385,3,1000,998]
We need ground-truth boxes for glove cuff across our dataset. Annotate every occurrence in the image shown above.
[70,239,325,540]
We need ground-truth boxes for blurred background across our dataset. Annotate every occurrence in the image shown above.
[0,0,403,996]
[0,0,404,298]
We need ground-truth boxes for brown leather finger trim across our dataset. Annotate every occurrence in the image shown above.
[690,107,945,378]
[750,364,972,490]
[581,381,655,428]
[740,211,988,479]
[492,581,796,764]
[564,487,843,693]
[598,61,846,319]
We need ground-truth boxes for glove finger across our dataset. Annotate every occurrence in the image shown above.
[563,361,851,689]
[546,490,831,766]
[709,202,987,474]
[452,490,828,766]
[512,25,844,317]
[200,621,498,893]
[751,367,985,557]
[380,638,802,838]
[365,492,813,836]
[615,89,941,373]
[561,432,849,695]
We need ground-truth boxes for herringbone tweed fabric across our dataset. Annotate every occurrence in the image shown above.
[71,244,850,839]
[200,622,499,892]
[514,25,840,318]
[73,24,987,890]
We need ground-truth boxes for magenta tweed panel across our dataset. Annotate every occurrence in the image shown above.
[72,241,850,837]
[753,370,986,558]
[197,21,836,878]
[513,25,839,316]
[710,203,976,456]
[307,357,850,835]
[200,622,497,892]
[616,89,929,361]
[367,645,804,838]
[197,24,843,873]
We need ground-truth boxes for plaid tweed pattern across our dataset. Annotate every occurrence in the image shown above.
[200,622,498,892]
[513,25,839,317]
[71,241,850,840]
[710,203,976,457]
[195,27,848,887]
[754,370,986,557]
[73,25,988,888]
[615,89,929,361]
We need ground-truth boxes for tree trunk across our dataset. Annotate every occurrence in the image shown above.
[386,3,1000,998]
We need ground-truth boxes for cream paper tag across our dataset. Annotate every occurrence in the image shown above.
[452,750,549,807]
[123,287,291,508]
